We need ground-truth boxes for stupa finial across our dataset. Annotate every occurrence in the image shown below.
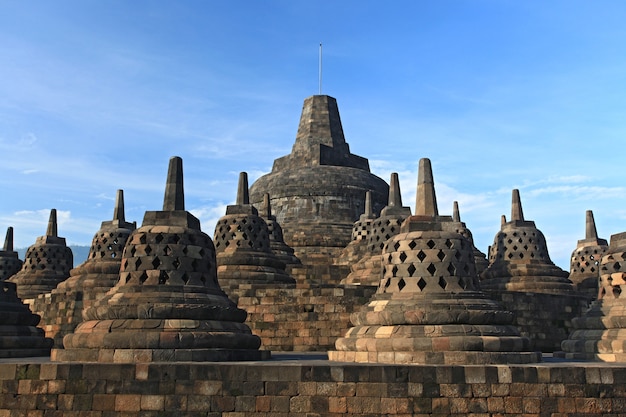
[511,189,524,222]
[415,158,438,217]
[585,210,598,240]
[453,201,460,222]
[163,156,185,211]
[501,215,507,227]
[236,172,250,205]
[113,189,126,223]
[262,193,272,218]
[3,227,13,252]
[388,173,402,207]
[47,209,58,237]
[364,191,372,217]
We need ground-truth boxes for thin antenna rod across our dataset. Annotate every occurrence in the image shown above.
[318,43,322,95]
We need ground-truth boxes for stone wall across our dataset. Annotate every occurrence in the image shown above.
[1,361,626,416]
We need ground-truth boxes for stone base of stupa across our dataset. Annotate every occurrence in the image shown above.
[328,349,541,365]
[52,347,271,363]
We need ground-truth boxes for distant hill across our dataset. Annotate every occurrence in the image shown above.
[15,245,91,268]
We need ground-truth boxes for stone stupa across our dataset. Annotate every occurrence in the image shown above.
[31,190,136,348]
[8,209,73,300]
[480,189,587,351]
[341,173,411,286]
[329,158,539,364]
[213,172,294,293]
[259,193,301,267]
[55,157,269,362]
[559,229,626,361]
[249,95,389,278]
[569,210,608,299]
[447,201,489,275]
[0,227,23,281]
[0,280,52,358]
[335,190,376,268]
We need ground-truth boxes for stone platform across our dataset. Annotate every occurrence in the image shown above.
[1,355,626,416]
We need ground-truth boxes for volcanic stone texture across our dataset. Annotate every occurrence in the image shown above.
[0,281,52,358]
[559,231,626,361]
[8,209,73,301]
[569,210,608,300]
[0,227,22,281]
[335,191,376,269]
[259,193,301,267]
[249,95,388,273]
[55,157,268,363]
[330,158,539,364]
[30,190,136,348]
[481,189,588,351]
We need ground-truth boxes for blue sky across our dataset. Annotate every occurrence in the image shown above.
[1,1,626,270]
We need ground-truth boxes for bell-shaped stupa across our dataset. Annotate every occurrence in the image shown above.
[569,210,608,299]
[8,210,73,300]
[0,227,23,281]
[480,189,573,293]
[480,190,587,352]
[329,158,539,364]
[214,172,295,291]
[335,191,376,268]
[249,95,389,271]
[0,281,52,358]
[341,174,411,286]
[55,157,268,362]
[259,193,301,267]
[31,190,136,348]
[446,201,489,275]
[559,230,626,361]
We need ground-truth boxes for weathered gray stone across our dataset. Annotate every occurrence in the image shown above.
[0,227,22,281]
[569,210,608,299]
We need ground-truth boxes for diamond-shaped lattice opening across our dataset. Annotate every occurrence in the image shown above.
[427,240,436,249]
[445,239,453,248]
[455,250,462,260]
[384,278,391,289]
[407,263,416,277]
[615,262,622,271]
[417,250,427,262]
[172,258,181,269]
[417,278,427,291]
[152,257,161,268]
[513,245,518,251]
[392,265,399,277]
[155,233,164,244]
[519,253,524,259]
[530,252,535,258]
[159,271,168,285]
[387,254,393,263]
[398,278,406,291]
[507,253,514,259]
[171,234,181,244]
[139,271,148,283]
[590,267,596,272]
[507,239,513,244]
[134,258,142,269]
[614,286,622,297]
[393,241,401,251]
[437,250,446,261]
[427,263,437,276]
[145,245,152,255]
[458,277,467,289]
[447,263,456,275]
[438,276,448,289]
[408,240,417,250]
[163,246,171,256]
[399,252,407,262]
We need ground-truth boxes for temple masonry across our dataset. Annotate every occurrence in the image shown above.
[4,92,626,416]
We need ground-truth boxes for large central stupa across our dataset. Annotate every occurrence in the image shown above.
[249,95,389,270]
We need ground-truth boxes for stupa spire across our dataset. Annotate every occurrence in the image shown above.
[415,158,438,217]
[46,209,58,237]
[388,173,402,208]
[262,193,272,218]
[585,210,598,240]
[364,190,372,217]
[237,172,250,205]
[511,189,524,222]
[163,156,184,211]
[453,201,460,222]
[501,215,507,227]
[3,227,13,252]
[113,189,125,223]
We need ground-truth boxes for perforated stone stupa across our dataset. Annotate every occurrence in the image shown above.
[0,281,52,358]
[480,189,587,351]
[259,193,301,267]
[569,210,608,299]
[329,158,539,364]
[341,173,411,286]
[448,201,489,275]
[249,95,389,272]
[0,227,22,281]
[214,172,294,292]
[559,230,626,361]
[335,191,376,268]
[55,157,268,362]
[8,210,73,300]
[31,190,136,348]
